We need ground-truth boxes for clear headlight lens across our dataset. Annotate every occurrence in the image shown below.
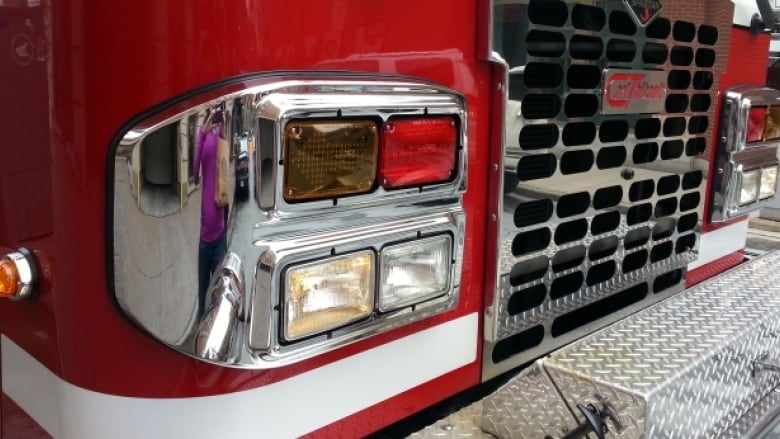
[739,169,760,205]
[284,251,374,340]
[379,235,452,312]
[760,166,778,199]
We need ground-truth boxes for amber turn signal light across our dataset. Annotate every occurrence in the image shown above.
[283,120,378,202]
[0,248,38,300]
[0,258,20,298]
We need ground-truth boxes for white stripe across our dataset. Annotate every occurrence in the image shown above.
[689,220,748,270]
[2,313,478,439]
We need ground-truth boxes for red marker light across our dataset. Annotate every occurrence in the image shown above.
[379,116,458,189]
[747,107,767,143]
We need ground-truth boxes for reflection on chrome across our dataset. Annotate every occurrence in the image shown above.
[110,75,467,368]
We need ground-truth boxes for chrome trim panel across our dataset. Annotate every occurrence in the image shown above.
[484,0,731,380]
[111,76,467,368]
[711,86,780,221]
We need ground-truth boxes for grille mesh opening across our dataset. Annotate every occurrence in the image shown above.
[508,285,547,315]
[562,122,597,146]
[682,171,703,189]
[623,250,648,274]
[512,228,551,256]
[518,154,557,181]
[653,218,676,240]
[693,71,714,90]
[510,255,549,286]
[587,261,616,286]
[609,10,636,35]
[696,49,716,67]
[666,94,689,113]
[572,4,605,30]
[651,241,674,263]
[680,192,701,212]
[629,180,655,202]
[528,0,567,26]
[635,118,661,139]
[600,120,629,142]
[643,43,668,64]
[565,94,599,117]
[527,31,567,57]
[525,63,564,88]
[560,150,594,174]
[654,269,683,293]
[520,124,559,150]
[668,70,691,89]
[557,192,590,217]
[657,175,681,195]
[646,18,671,39]
[492,325,545,363]
[698,25,718,45]
[589,236,618,260]
[555,219,589,245]
[634,142,659,164]
[592,211,621,235]
[597,146,627,169]
[691,94,711,112]
[570,35,604,60]
[551,283,648,337]
[515,199,554,227]
[552,246,586,272]
[670,46,694,66]
[627,204,653,225]
[661,140,684,160]
[593,185,622,209]
[625,227,651,250]
[676,234,696,254]
[673,21,696,42]
[655,197,678,218]
[522,94,562,119]
[550,272,585,300]
[678,213,698,233]
[606,38,636,62]
[568,65,602,89]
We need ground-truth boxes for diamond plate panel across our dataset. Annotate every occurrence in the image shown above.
[543,251,780,438]
[480,361,578,439]
[409,402,495,439]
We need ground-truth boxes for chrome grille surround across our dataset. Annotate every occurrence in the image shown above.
[484,0,731,379]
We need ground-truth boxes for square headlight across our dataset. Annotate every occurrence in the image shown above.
[284,251,374,340]
[379,235,452,312]
[739,169,760,206]
[760,166,778,199]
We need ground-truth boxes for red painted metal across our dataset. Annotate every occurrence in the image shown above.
[0,0,490,435]
[685,250,745,288]
[1,394,50,439]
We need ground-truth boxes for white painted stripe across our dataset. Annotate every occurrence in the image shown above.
[2,313,478,439]
[689,220,748,270]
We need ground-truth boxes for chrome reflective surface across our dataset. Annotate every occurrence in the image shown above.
[711,86,780,221]
[111,76,467,367]
[484,0,731,380]
[474,250,780,439]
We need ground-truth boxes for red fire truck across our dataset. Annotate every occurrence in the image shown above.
[3,0,780,437]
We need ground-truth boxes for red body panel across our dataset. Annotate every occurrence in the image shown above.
[0,0,491,434]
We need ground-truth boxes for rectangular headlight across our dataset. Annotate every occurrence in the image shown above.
[283,120,378,202]
[379,235,452,312]
[284,251,374,340]
[761,166,778,199]
[739,169,760,205]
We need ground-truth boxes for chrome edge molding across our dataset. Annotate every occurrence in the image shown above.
[711,86,780,221]
[111,75,467,368]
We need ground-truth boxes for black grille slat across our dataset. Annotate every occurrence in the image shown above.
[515,199,554,228]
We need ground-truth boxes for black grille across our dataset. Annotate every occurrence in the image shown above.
[493,0,715,368]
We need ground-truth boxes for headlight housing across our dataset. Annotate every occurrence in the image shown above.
[739,169,760,205]
[379,235,452,312]
[284,251,374,340]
